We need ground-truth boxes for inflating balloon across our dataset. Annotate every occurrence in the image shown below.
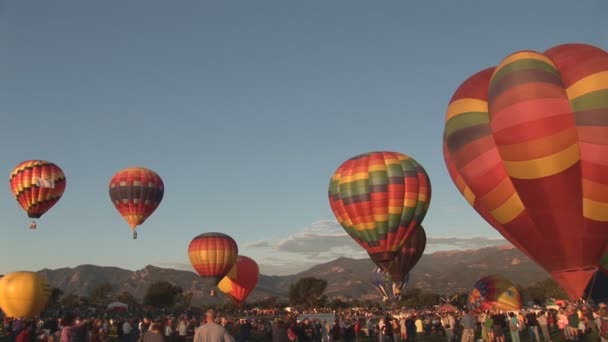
[0,271,51,318]
[467,276,522,312]
[443,43,608,299]
[109,167,164,239]
[217,256,259,304]
[188,232,238,295]
[329,151,431,271]
[9,160,66,230]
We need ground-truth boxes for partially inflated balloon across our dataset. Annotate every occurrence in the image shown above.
[188,232,238,286]
[9,160,66,229]
[329,152,431,271]
[0,272,51,318]
[443,43,608,299]
[468,276,522,312]
[109,167,164,239]
[387,225,426,282]
[217,256,259,304]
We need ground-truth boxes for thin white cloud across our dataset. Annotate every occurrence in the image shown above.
[163,220,510,276]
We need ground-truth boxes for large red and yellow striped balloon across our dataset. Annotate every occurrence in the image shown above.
[109,167,164,238]
[188,232,238,285]
[443,43,608,299]
[328,152,431,271]
[9,160,66,224]
[217,256,259,304]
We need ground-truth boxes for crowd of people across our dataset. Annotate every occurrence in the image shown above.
[1,302,608,342]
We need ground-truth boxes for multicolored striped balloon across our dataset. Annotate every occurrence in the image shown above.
[443,43,608,299]
[188,232,239,287]
[109,167,164,239]
[328,151,431,271]
[217,255,259,304]
[9,160,66,228]
[467,276,522,312]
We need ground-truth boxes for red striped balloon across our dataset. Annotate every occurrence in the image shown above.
[188,232,238,286]
[9,160,66,228]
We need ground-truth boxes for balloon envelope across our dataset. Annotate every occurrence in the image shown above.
[9,160,66,219]
[188,232,239,285]
[467,276,522,312]
[443,43,608,299]
[217,256,259,304]
[109,167,164,232]
[387,225,426,282]
[328,151,431,270]
[0,271,51,318]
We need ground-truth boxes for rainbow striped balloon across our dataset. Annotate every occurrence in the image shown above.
[443,43,608,299]
[467,276,522,312]
[328,151,431,270]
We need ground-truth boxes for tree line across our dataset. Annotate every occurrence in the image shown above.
[48,276,567,312]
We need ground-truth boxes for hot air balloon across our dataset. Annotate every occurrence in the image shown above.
[328,151,431,271]
[387,225,426,282]
[109,167,164,239]
[188,232,238,296]
[371,268,409,303]
[9,160,66,230]
[467,276,522,312]
[0,271,51,318]
[443,43,608,299]
[217,256,259,304]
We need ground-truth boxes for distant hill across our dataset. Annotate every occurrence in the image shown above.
[37,245,550,305]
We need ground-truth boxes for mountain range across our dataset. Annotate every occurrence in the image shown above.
[37,245,550,306]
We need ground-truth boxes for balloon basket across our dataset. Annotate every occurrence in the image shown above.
[29,221,37,230]
[132,231,138,239]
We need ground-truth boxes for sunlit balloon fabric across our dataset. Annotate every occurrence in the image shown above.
[443,43,608,299]
[387,225,426,282]
[0,271,51,318]
[467,276,522,312]
[9,160,66,220]
[188,232,239,285]
[328,151,431,270]
[109,167,164,237]
[217,256,259,304]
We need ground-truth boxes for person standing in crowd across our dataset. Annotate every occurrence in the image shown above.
[599,303,608,342]
[508,312,520,342]
[194,309,234,342]
[525,309,540,342]
[460,309,476,342]
[271,319,289,342]
[536,311,550,342]
[143,323,165,342]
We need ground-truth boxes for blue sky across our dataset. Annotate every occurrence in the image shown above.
[0,1,606,275]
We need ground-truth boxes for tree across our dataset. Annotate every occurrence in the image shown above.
[89,282,113,306]
[60,293,81,308]
[117,291,140,308]
[48,287,64,308]
[176,291,194,308]
[143,281,183,308]
[289,277,327,308]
